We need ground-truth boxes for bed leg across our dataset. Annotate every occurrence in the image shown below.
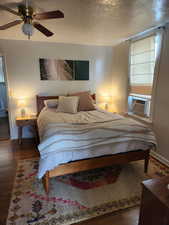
[144,150,150,173]
[43,172,49,194]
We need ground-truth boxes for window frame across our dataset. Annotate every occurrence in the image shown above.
[128,34,157,119]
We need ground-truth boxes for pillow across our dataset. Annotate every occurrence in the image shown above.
[57,96,79,114]
[68,91,95,111]
[44,99,58,108]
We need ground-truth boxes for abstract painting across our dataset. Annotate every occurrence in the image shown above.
[39,58,89,80]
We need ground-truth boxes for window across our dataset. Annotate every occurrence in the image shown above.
[128,35,157,118]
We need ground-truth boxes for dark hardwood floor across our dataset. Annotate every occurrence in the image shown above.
[0,139,140,225]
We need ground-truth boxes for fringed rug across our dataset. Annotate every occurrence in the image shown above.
[7,157,169,225]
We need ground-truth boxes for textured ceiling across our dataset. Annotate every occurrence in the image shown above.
[0,0,169,45]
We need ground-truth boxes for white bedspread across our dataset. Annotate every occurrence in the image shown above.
[37,108,156,178]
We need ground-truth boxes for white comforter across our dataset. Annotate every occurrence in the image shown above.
[37,108,156,178]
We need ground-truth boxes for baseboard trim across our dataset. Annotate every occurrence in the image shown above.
[151,150,169,168]
[0,138,10,141]
[11,137,36,144]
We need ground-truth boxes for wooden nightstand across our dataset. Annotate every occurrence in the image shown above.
[138,176,169,225]
[16,115,38,144]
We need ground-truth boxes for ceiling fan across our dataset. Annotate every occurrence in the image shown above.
[0,0,64,39]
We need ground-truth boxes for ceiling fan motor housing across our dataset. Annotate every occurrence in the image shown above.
[18,4,34,22]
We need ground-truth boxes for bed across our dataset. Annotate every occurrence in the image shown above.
[36,95,156,193]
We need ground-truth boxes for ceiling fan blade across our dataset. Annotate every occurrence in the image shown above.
[34,10,64,20]
[0,20,22,30]
[0,5,20,16]
[33,22,54,37]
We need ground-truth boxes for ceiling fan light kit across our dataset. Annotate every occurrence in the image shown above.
[22,23,34,38]
[0,1,64,39]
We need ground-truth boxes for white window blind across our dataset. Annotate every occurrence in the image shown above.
[130,35,156,95]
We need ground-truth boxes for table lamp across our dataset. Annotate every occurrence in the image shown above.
[102,94,111,110]
[17,99,26,117]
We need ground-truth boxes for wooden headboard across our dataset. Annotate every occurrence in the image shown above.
[36,94,96,115]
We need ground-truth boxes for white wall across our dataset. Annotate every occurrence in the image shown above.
[109,31,169,163]
[152,27,169,162]
[0,39,113,139]
[2,35,169,163]
[0,57,4,82]
[110,42,129,113]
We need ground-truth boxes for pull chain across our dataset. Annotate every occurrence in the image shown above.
[25,0,29,16]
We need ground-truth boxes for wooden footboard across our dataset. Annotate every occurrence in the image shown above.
[42,149,150,194]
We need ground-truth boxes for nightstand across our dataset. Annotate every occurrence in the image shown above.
[138,176,169,225]
[16,115,38,144]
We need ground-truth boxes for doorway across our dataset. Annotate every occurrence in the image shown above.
[0,56,10,140]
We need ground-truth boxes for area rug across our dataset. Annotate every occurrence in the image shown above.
[6,157,169,225]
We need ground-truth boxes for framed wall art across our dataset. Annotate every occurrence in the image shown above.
[39,58,89,81]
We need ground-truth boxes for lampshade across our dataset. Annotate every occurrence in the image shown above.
[22,23,34,36]
[101,94,111,103]
[17,99,26,107]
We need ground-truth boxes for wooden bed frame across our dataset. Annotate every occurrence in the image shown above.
[36,95,150,194]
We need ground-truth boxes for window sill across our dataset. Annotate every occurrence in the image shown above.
[127,112,152,125]
[130,93,151,100]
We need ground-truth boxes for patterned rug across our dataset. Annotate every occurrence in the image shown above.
[7,157,169,225]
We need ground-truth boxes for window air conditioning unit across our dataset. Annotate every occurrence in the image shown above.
[128,95,151,117]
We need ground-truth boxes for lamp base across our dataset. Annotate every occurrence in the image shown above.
[21,108,26,117]
[105,103,108,111]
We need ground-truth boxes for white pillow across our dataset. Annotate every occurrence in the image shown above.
[57,96,79,114]
[44,99,58,108]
